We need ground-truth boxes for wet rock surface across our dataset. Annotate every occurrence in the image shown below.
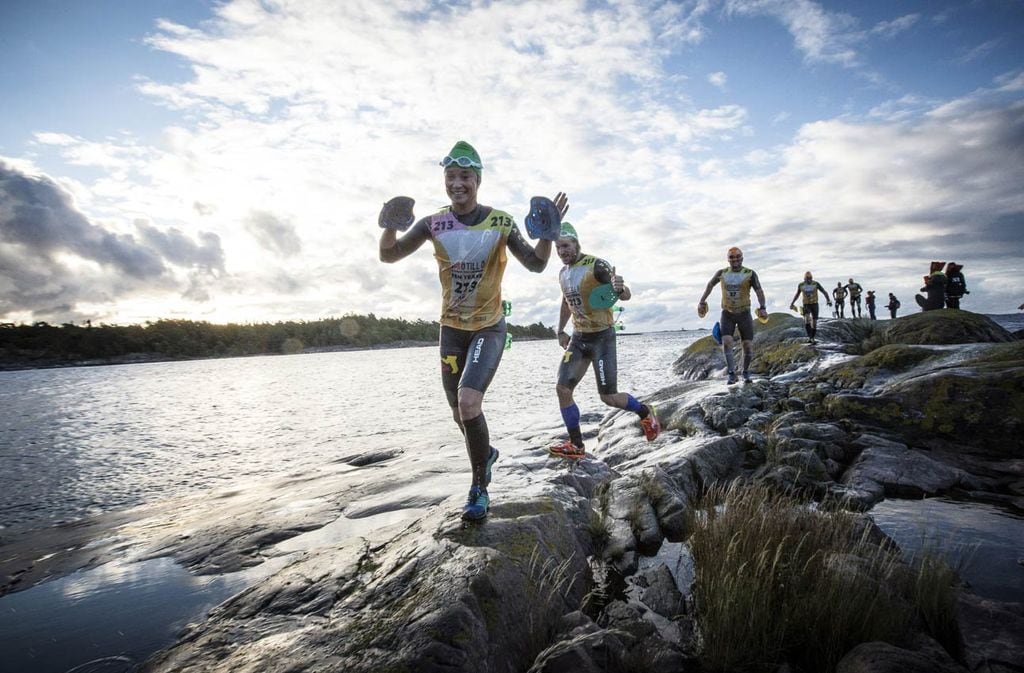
[2,310,1022,672]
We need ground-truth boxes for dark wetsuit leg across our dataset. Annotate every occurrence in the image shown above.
[440,318,507,408]
[721,309,754,341]
[557,328,619,395]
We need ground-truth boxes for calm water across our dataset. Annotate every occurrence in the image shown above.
[0,331,696,534]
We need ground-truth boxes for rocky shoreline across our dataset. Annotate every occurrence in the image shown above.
[1,310,1022,672]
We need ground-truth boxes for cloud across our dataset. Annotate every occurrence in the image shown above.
[136,219,225,272]
[725,0,861,66]
[708,71,728,89]
[870,14,919,39]
[0,160,226,321]
[244,210,301,257]
[956,38,1005,65]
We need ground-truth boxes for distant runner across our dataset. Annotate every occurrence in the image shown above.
[379,140,567,521]
[789,271,832,344]
[548,223,660,459]
[832,282,848,318]
[845,278,863,318]
[697,247,768,384]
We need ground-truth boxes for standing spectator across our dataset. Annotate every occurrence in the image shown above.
[886,293,901,319]
[915,261,947,311]
[945,262,968,309]
[865,290,877,320]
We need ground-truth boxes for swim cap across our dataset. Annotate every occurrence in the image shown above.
[559,222,578,240]
[442,140,482,179]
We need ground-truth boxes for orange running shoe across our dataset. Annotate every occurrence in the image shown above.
[640,405,661,441]
[548,439,585,459]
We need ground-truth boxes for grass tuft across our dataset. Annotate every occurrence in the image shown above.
[687,482,958,672]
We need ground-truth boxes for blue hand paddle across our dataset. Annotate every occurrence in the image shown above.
[524,196,561,241]
[588,283,620,309]
[712,321,722,345]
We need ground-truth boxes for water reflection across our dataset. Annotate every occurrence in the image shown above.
[0,554,288,673]
[870,497,1024,603]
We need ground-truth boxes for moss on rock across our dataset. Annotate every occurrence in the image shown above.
[884,310,1015,346]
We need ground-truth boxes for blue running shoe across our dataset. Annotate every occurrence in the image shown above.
[462,486,490,521]
[485,447,500,488]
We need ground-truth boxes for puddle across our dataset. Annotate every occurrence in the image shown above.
[870,497,1024,603]
[0,554,289,673]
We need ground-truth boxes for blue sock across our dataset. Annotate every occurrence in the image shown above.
[560,403,584,447]
[625,395,643,414]
[560,403,580,430]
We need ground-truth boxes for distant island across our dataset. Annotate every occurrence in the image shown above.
[0,315,556,370]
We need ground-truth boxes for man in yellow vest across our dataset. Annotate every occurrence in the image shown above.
[697,247,768,384]
[548,222,661,458]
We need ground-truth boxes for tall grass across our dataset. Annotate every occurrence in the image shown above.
[687,482,958,672]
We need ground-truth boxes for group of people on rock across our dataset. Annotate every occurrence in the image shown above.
[915,261,970,311]
[377,140,983,522]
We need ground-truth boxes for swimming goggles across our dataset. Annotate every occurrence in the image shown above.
[440,155,483,169]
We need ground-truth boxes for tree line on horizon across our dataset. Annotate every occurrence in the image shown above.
[0,314,556,365]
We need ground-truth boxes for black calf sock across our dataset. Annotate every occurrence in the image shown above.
[462,414,490,488]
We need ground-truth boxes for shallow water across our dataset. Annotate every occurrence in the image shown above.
[870,497,1024,602]
[0,331,696,534]
[0,555,290,673]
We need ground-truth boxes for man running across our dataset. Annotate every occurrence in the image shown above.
[789,271,832,344]
[379,140,567,520]
[832,282,848,318]
[548,223,660,458]
[845,277,863,318]
[697,247,768,384]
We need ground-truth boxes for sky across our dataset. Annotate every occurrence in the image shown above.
[1,0,1022,333]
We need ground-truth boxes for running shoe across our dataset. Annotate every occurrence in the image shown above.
[727,371,739,385]
[548,439,585,459]
[743,371,752,383]
[640,405,661,442]
[462,486,490,521]
[484,446,500,488]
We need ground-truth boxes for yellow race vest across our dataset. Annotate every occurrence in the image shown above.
[559,255,615,333]
[428,207,514,329]
[720,266,754,311]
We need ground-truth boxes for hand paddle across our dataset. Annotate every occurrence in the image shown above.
[379,196,415,231]
[588,283,619,309]
[524,196,561,241]
[712,321,722,345]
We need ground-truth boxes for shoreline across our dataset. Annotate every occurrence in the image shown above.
[0,337,542,372]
